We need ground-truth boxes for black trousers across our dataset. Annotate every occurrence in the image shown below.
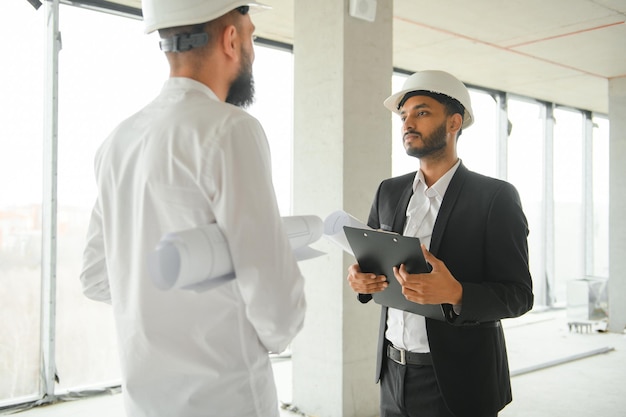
[380,356,498,417]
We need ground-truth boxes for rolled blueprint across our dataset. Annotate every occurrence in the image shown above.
[148,215,324,292]
[323,210,371,255]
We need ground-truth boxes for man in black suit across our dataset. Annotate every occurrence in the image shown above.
[347,70,533,417]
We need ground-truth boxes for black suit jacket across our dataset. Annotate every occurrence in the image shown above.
[361,162,533,417]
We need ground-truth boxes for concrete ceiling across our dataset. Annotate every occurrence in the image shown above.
[113,0,626,114]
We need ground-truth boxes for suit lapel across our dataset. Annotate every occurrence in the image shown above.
[392,180,414,234]
[429,163,469,256]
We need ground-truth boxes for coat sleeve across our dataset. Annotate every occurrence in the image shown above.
[454,182,534,324]
[354,182,386,304]
[208,115,306,354]
[80,199,112,304]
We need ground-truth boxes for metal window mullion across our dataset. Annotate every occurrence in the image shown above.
[583,111,594,277]
[41,0,60,401]
[543,103,555,307]
[496,92,508,180]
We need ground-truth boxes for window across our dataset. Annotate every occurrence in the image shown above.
[507,98,547,306]
[54,4,168,391]
[553,107,585,304]
[591,116,609,279]
[0,1,45,405]
[248,45,295,215]
[457,90,497,178]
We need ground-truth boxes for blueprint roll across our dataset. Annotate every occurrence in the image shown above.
[148,215,324,292]
[149,224,235,291]
[323,210,371,255]
[283,215,323,251]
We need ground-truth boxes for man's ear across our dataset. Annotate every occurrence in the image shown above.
[221,24,239,60]
[448,113,463,135]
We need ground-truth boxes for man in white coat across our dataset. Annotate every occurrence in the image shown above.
[80,1,306,416]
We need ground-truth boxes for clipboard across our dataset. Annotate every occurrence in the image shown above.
[343,226,445,321]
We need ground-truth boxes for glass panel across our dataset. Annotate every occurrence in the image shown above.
[0,1,44,404]
[507,98,545,307]
[553,107,584,305]
[457,90,497,178]
[54,5,167,391]
[248,45,294,215]
[591,116,609,279]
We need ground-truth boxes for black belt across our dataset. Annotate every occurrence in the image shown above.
[387,345,432,366]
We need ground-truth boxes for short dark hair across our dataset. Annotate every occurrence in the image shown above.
[236,5,250,15]
[398,90,465,120]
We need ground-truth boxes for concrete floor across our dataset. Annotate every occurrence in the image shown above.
[4,309,625,417]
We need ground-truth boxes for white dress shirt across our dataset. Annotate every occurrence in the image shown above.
[80,78,306,417]
[385,160,461,353]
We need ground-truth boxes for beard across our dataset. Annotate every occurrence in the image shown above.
[225,46,255,108]
[405,121,448,159]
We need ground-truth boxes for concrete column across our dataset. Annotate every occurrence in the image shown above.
[608,76,626,333]
[291,1,392,416]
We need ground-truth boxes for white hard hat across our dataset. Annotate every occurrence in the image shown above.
[384,70,474,129]
[142,0,271,34]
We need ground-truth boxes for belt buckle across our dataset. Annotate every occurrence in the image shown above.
[390,345,406,365]
[398,348,406,365]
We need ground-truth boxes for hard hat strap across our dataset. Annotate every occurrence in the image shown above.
[159,32,209,52]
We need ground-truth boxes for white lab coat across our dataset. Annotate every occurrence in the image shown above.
[81,78,306,417]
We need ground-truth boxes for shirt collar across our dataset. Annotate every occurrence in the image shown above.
[413,159,462,199]
[162,77,220,102]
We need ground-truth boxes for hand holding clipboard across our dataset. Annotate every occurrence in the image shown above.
[343,226,446,321]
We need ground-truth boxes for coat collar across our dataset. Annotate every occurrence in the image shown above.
[392,182,414,234]
[429,162,469,255]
